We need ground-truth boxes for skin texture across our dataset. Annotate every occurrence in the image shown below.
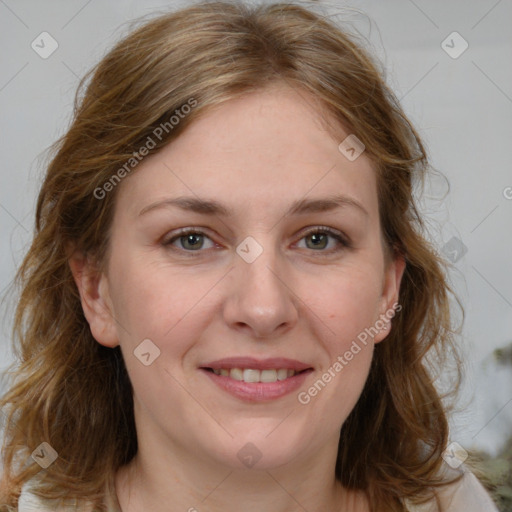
[70,83,405,512]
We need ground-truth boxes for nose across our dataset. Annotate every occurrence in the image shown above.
[222,241,299,339]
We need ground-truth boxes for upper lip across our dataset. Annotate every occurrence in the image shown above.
[200,357,313,372]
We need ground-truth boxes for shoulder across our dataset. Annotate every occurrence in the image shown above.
[404,466,499,512]
[17,478,120,512]
[18,482,72,512]
[17,481,94,512]
[17,488,54,511]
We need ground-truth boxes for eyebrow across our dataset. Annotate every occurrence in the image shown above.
[138,193,368,218]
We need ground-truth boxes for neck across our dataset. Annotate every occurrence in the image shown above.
[114,398,369,512]
[114,440,367,512]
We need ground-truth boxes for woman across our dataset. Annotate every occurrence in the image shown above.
[0,2,499,511]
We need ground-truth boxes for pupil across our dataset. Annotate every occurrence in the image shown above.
[185,234,202,249]
[309,233,326,249]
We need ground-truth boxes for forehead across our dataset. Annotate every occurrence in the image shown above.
[117,85,379,220]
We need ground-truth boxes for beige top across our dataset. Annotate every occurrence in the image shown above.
[404,469,499,511]
[17,468,498,511]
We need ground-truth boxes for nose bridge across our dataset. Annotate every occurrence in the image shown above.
[223,233,298,337]
[240,238,282,296]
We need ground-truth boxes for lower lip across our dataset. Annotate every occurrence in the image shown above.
[200,369,312,402]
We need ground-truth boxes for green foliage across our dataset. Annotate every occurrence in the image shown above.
[472,342,512,512]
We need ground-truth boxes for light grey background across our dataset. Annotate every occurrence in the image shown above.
[1,0,511,457]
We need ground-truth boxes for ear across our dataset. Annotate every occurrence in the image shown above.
[68,250,119,348]
[373,254,406,344]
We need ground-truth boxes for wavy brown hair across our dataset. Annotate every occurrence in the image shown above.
[0,2,464,510]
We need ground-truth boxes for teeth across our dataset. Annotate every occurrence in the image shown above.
[261,369,278,383]
[211,368,299,383]
[230,368,244,381]
[278,369,289,381]
[243,369,260,383]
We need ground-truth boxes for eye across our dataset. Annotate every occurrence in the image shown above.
[162,226,350,256]
[162,228,215,252]
[296,226,350,253]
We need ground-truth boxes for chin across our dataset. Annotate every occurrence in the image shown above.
[208,427,313,471]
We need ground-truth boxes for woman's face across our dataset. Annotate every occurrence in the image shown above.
[75,84,404,472]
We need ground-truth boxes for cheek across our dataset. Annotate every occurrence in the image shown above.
[108,251,220,358]
[108,259,215,411]
[311,265,384,346]
[298,329,374,440]
[298,266,382,415]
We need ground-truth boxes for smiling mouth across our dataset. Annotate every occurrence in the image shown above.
[201,367,311,383]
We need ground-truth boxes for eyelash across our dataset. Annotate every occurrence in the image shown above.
[162,226,351,257]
